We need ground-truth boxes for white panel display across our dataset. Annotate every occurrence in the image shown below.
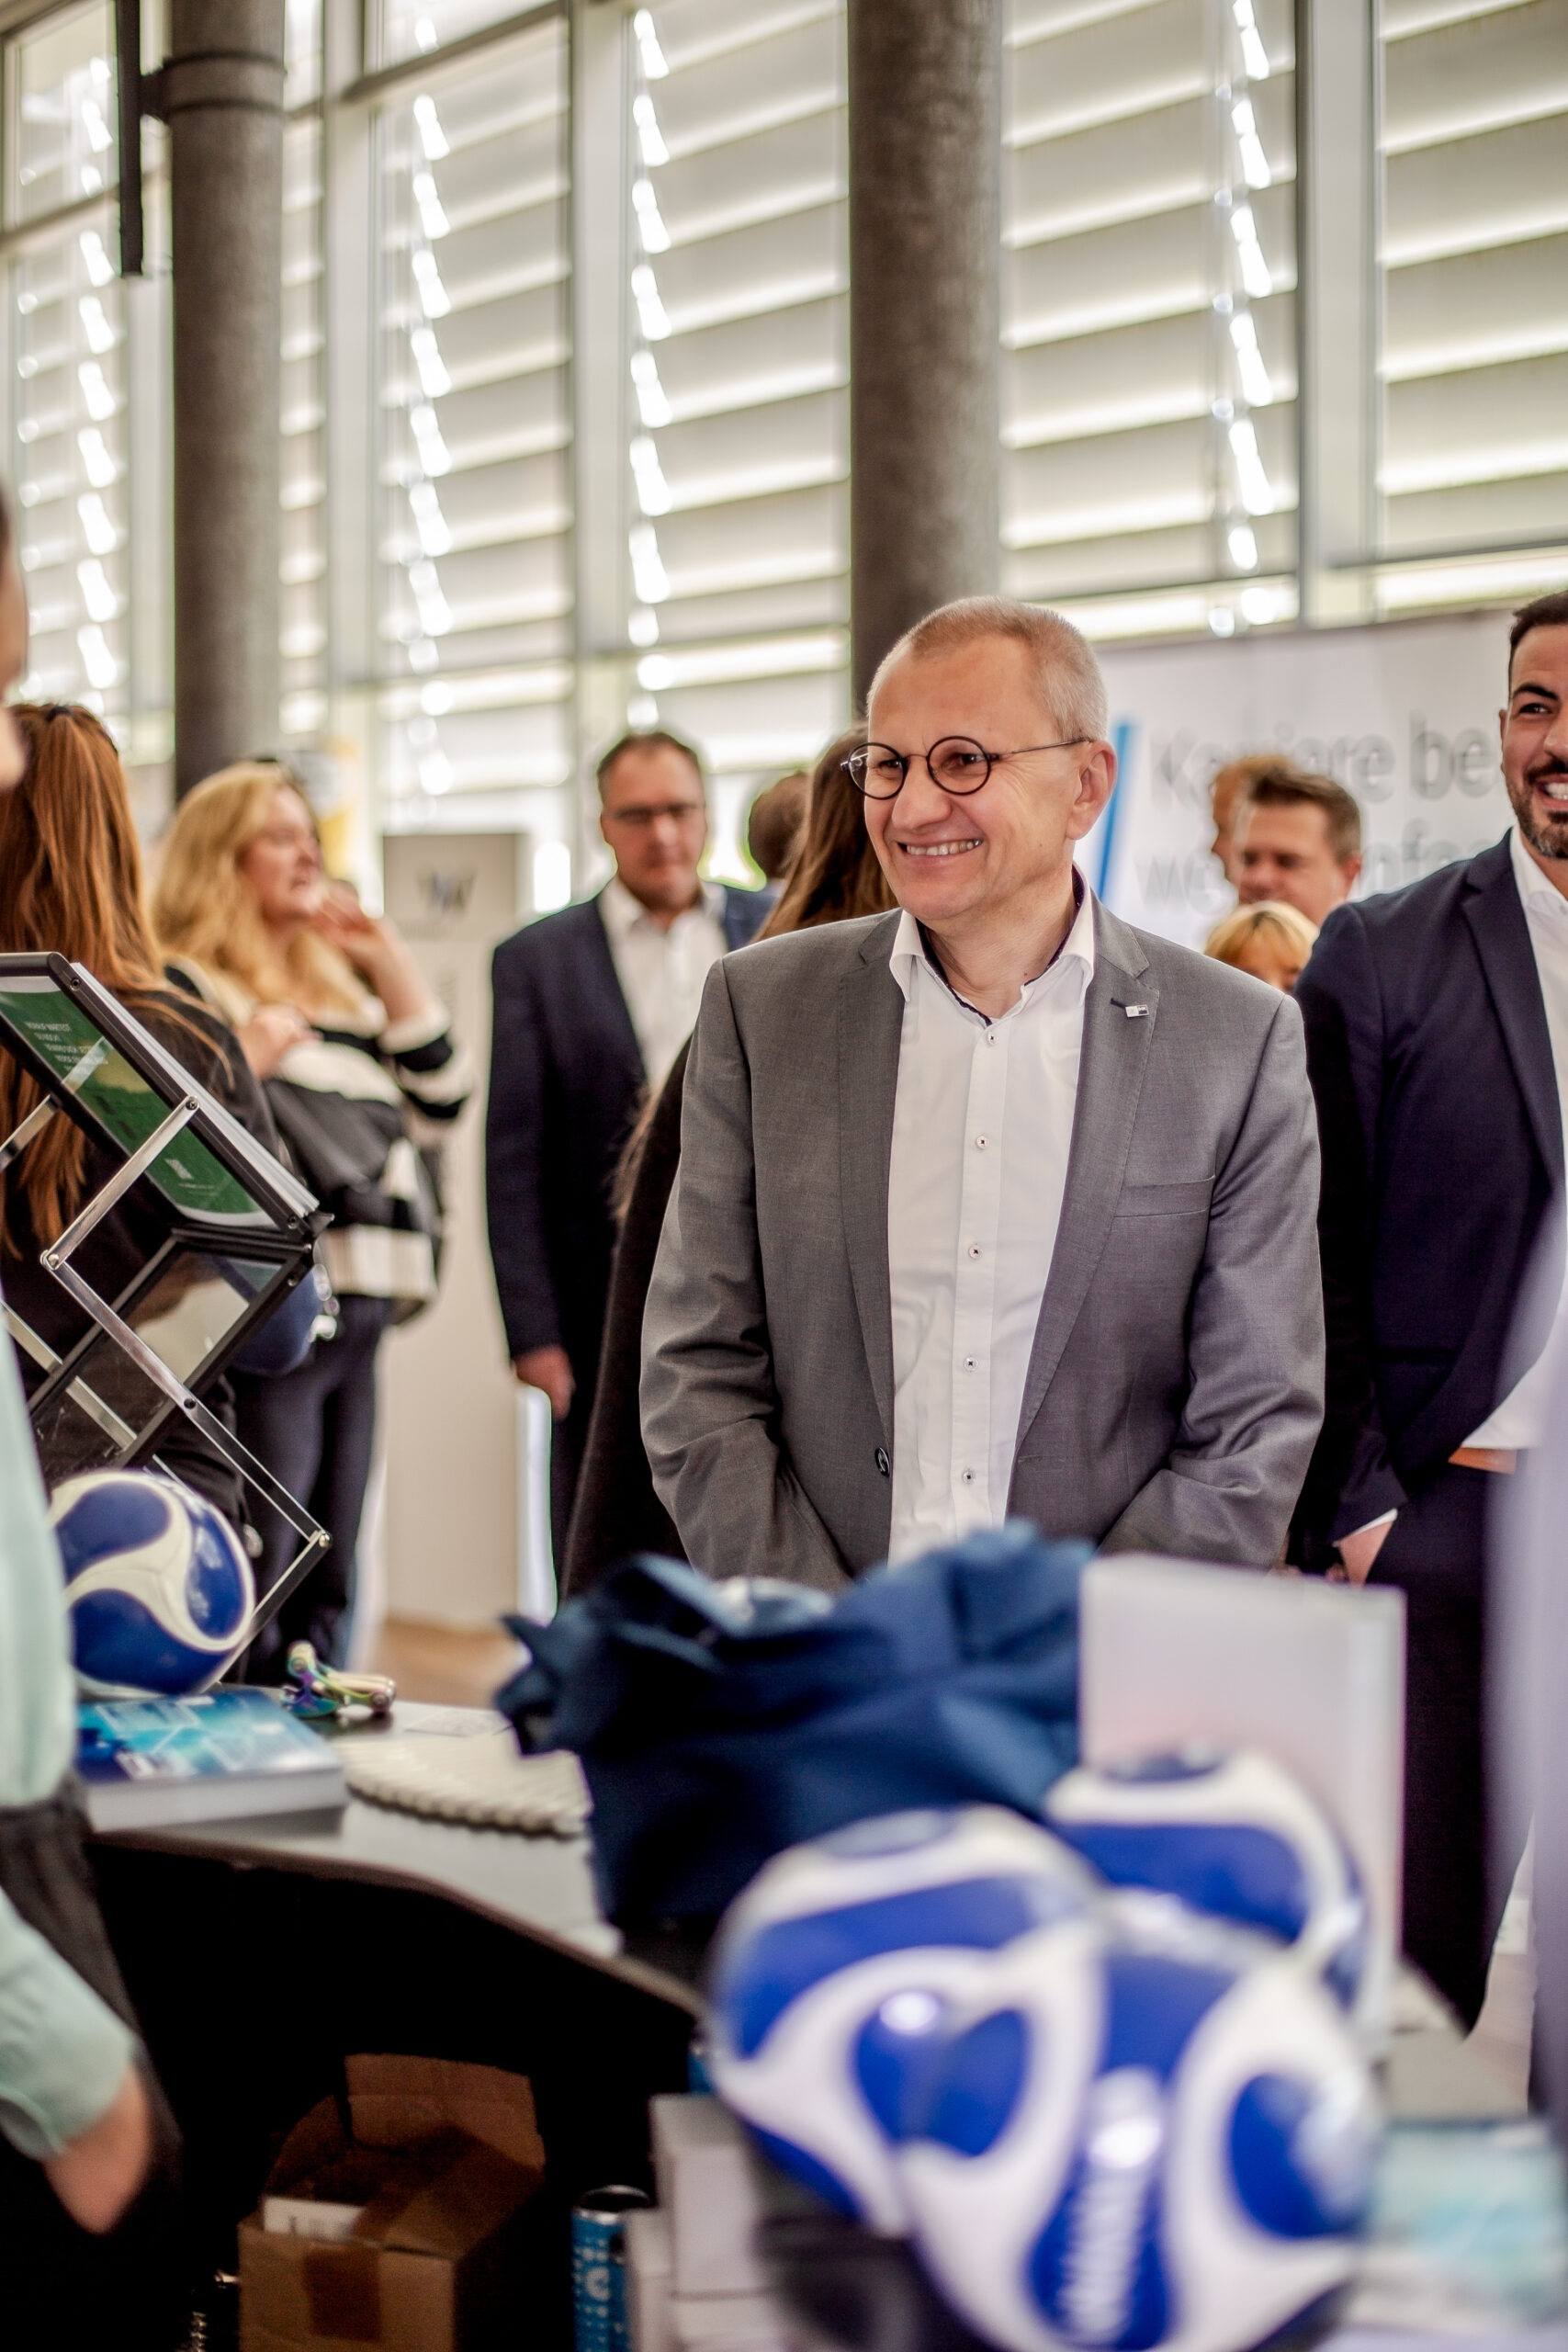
[1090,611,1517,947]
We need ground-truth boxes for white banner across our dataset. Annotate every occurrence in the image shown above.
[1083,612,1516,949]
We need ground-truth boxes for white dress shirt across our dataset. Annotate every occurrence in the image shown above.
[600,876,729,1091]
[886,876,1097,1564]
[1463,825,1568,1451]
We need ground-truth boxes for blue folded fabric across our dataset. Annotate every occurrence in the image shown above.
[499,1521,1088,1922]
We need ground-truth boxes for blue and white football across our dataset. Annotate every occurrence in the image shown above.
[706,1806,1099,2234]
[1044,1750,1371,2022]
[50,1469,254,1698]
[897,1895,1378,2352]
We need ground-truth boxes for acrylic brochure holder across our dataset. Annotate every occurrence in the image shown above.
[0,951,332,1654]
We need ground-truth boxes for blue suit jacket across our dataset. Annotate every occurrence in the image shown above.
[1292,834,1562,1561]
[485,883,763,1372]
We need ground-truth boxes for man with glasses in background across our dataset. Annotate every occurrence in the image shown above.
[487,729,764,1554]
[642,598,1324,1589]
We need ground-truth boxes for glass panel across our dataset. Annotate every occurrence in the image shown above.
[623,1,850,876]
[11,203,130,709]
[0,977,271,1225]
[11,0,116,227]
[281,111,327,742]
[285,0,323,110]
[125,1250,265,1384]
[1003,0,1300,644]
[378,0,530,69]
[375,16,574,839]
[1374,0,1568,604]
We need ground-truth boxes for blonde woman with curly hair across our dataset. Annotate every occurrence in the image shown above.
[1203,899,1319,994]
[154,762,471,1672]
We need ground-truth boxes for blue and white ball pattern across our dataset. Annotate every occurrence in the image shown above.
[897,1898,1377,2352]
[706,1805,1100,2234]
[51,1469,254,1697]
[1043,1750,1371,2024]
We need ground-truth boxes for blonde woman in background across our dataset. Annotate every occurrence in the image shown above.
[1204,899,1319,994]
[153,762,471,1675]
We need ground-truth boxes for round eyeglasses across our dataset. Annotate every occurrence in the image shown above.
[841,735,1092,799]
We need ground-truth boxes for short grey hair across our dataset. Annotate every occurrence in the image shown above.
[867,596,1109,743]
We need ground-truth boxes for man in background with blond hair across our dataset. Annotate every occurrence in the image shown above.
[643,597,1324,1589]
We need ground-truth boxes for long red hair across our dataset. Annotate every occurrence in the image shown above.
[0,704,196,1244]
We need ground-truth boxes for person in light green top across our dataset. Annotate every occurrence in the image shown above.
[0,498,179,2338]
[0,1305,141,2184]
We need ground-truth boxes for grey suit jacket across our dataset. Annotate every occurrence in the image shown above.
[641,899,1324,1590]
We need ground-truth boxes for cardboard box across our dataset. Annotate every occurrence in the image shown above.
[240,2055,546,2352]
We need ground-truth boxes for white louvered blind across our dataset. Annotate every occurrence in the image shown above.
[374,13,573,841]
[1376,0,1568,589]
[378,0,527,70]
[280,103,326,742]
[7,2,131,712]
[622,0,850,872]
[1004,0,1299,640]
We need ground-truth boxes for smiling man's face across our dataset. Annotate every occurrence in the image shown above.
[1504,623,1568,867]
[863,634,1112,937]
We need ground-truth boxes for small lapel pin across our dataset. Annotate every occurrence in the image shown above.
[1122,1002,1150,1019]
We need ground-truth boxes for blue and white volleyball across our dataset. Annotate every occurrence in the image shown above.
[51,1470,254,1698]
[897,1897,1378,2352]
[1044,1750,1371,2021]
[706,1806,1100,2234]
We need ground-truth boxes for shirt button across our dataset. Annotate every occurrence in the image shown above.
[962,1469,976,1484]
[967,1244,981,1259]
[964,1356,976,1370]
[986,1034,997,1046]
[975,1135,988,1149]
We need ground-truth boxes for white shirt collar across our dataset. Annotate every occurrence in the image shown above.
[888,868,1098,1012]
[602,874,725,938]
[1509,825,1568,926]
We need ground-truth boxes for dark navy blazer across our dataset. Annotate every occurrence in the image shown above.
[1292,834,1563,1561]
[484,883,763,1374]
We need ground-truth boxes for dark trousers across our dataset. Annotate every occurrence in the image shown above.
[0,1793,186,2349]
[550,1370,593,1569]
[1371,1461,1516,2026]
[233,1293,393,1679]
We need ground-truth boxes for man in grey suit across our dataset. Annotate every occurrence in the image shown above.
[642,597,1324,1589]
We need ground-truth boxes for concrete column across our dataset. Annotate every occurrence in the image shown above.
[847,0,1003,707]
[164,1,286,795]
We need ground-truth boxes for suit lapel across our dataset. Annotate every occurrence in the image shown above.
[1013,904,1157,1453]
[1462,844,1563,1193]
[839,919,904,1444]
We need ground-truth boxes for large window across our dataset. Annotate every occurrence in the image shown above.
[7,4,132,714]
[1,0,1559,849]
[619,0,851,872]
[373,12,574,849]
[1375,0,1568,612]
[1004,0,1298,642]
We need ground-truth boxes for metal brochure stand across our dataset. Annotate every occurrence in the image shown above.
[0,951,332,1654]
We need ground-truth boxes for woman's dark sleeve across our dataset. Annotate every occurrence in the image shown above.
[560,1042,691,1598]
